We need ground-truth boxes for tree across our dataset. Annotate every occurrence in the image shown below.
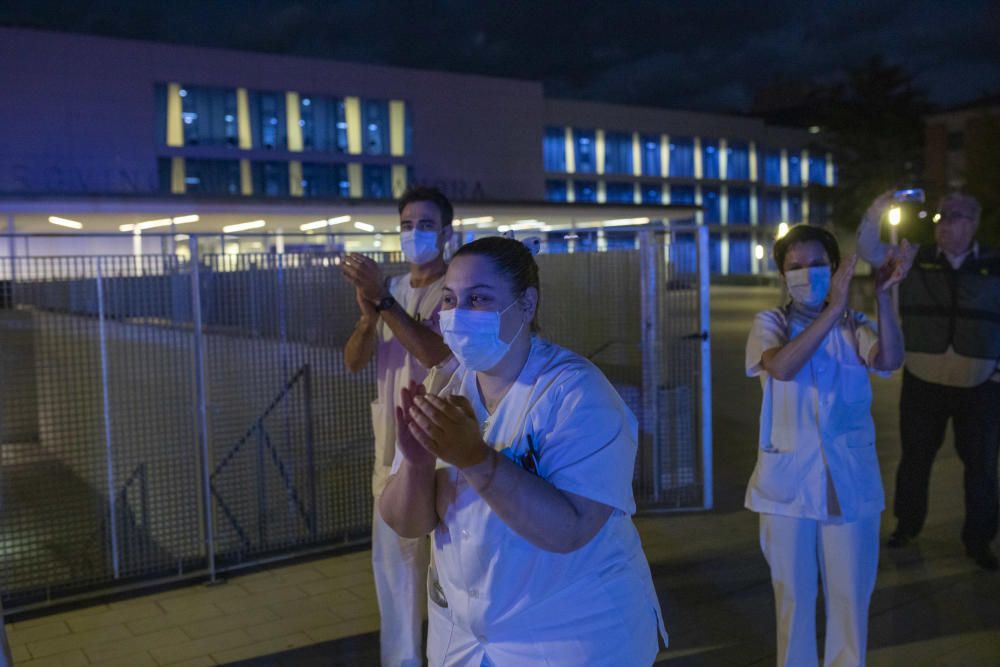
[817,57,930,235]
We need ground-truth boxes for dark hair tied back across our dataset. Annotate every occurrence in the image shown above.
[454,236,541,332]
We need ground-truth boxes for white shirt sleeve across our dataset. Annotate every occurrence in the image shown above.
[850,311,893,377]
[746,310,787,377]
[533,370,638,514]
[856,207,890,268]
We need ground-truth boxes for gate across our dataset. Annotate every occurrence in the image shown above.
[0,227,710,613]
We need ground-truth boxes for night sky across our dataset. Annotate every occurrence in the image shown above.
[2,0,998,114]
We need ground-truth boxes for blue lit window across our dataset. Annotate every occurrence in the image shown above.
[702,187,721,224]
[576,180,597,202]
[727,143,749,180]
[729,233,752,273]
[709,232,723,274]
[171,85,239,147]
[808,155,826,185]
[362,100,390,155]
[788,194,803,222]
[545,179,568,202]
[604,132,633,175]
[606,182,634,203]
[546,231,569,254]
[301,163,349,198]
[251,161,289,197]
[641,135,660,176]
[670,232,697,270]
[788,154,802,186]
[574,130,596,173]
[669,138,695,177]
[763,151,781,185]
[543,128,566,172]
[728,187,751,224]
[702,139,719,179]
[183,159,241,195]
[250,92,287,150]
[642,183,662,204]
[671,184,695,205]
[363,165,392,199]
[300,95,347,153]
[605,231,637,250]
[764,192,782,224]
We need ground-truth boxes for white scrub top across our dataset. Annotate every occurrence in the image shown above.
[370,272,445,497]
[745,306,889,521]
[419,337,667,666]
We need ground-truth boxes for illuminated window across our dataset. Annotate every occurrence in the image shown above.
[787,154,802,186]
[252,161,290,196]
[641,183,662,204]
[362,100,390,155]
[808,155,826,185]
[709,232,723,273]
[605,231,637,250]
[184,159,241,195]
[605,182,633,203]
[576,180,597,202]
[363,165,392,198]
[301,162,349,198]
[604,133,633,175]
[574,130,596,173]
[764,192,782,224]
[641,136,660,176]
[788,194,803,222]
[167,85,239,147]
[702,139,720,179]
[702,187,721,224]
[250,92,287,150]
[728,187,751,224]
[543,128,566,172]
[729,233,752,273]
[763,151,781,185]
[669,139,695,177]
[727,143,749,180]
[671,184,695,205]
[545,179,568,202]
[300,96,348,153]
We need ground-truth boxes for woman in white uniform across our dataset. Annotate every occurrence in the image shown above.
[745,224,913,667]
[379,236,667,666]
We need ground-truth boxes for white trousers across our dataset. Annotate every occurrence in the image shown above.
[759,513,880,667]
[373,504,430,667]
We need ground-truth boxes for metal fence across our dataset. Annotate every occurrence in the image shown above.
[0,227,710,612]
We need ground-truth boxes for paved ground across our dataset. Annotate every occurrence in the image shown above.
[6,286,999,666]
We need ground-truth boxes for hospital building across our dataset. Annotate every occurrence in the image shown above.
[0,27,834,274]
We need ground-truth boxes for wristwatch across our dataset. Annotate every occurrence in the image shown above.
[374,294,396,313]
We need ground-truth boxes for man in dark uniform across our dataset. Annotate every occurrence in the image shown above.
[858,191,1000,570]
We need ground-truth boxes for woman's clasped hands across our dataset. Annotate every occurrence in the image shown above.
[396,380,490,469]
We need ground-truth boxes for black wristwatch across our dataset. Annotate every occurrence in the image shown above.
[374,294,396,313]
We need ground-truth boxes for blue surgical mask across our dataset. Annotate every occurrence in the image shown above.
[785,266,830,308]
[438,299,525,371]
[400,230,440,265]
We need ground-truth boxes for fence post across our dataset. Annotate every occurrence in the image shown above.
[696,225,714,510]
[96,257,121,578]
[189,241,217,581]
[638,228,663,501]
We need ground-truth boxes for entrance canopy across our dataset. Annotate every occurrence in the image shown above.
[2,195,699,237]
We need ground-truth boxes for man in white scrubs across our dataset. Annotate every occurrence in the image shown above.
[343,186,454,667]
